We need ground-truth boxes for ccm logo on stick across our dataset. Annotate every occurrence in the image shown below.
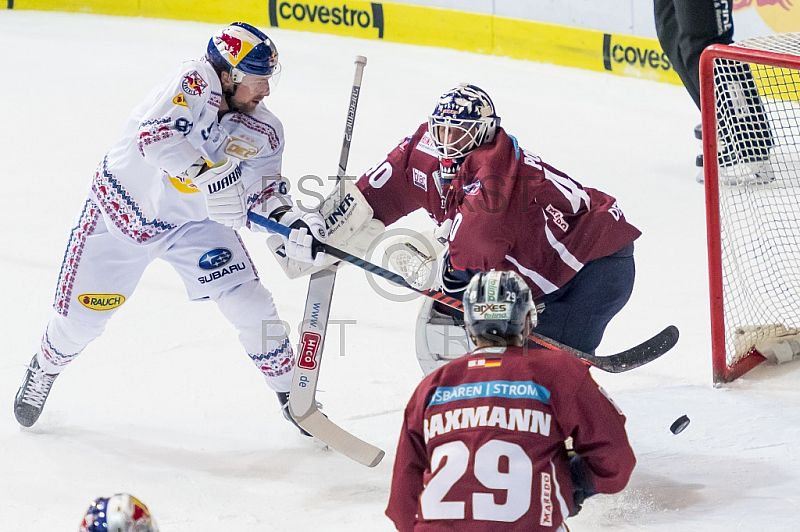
[298,332,322,370]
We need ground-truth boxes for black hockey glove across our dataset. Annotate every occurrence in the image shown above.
[436,251,479,322]
[568,452,597,517]
[441,251,478,300]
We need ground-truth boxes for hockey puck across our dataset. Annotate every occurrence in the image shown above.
[670,415,690,435]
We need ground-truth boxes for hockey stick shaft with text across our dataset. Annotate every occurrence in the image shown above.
[282,56,383,468]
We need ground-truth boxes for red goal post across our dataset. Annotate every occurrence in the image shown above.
[701,36,800,384]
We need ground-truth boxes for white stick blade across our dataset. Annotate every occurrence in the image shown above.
[296,409,384,468]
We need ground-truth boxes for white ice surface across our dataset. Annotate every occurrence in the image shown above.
[1,11,799,531]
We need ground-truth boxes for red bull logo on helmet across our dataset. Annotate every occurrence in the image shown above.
[218,31,243,59]
[214,28,258,67]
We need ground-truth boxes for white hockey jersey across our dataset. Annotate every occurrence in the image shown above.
[90,58,287,244]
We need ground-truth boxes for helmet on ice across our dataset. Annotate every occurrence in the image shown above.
[206,22,281,83]
[428,83,500,160]
[79,494,159,532]
[463,270,536,341]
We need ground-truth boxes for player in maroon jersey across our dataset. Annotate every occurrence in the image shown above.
[355,83,640,369]
[385,270,635,531]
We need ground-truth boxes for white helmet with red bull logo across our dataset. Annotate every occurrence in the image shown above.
[463,270,536,341]
[206,22,281,83]
[79,494,158,532]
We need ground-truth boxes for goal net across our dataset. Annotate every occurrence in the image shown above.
[701,35,800,384]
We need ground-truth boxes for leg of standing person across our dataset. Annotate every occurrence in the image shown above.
[14,200,153,426]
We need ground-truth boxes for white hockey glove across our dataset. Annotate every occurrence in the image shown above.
[278,206,328,266]
[189,157,247,230]
[267,179,384,278]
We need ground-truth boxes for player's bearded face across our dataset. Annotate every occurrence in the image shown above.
[224,74,271,113]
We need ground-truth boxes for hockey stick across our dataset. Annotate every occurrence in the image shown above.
[249,211,678,373]
[284,56,383,468]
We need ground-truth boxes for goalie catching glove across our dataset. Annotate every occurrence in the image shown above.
[186,157,247,230]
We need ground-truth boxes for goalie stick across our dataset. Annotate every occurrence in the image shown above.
[283,56,384,468]
[248,211,678,373]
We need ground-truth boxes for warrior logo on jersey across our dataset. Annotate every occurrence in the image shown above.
[198,248,233,270]
[298,331,322,370]
[78,294,126,311]
[181,71,208,96]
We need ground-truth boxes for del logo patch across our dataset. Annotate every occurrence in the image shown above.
[412,168,428,191]
[79,294,125,311]
[224,137,259,159]
[181,71,207,96]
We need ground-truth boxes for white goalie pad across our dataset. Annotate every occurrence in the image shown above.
[267,179,385,278]
[415,295,474,375]
[755,332,800,364]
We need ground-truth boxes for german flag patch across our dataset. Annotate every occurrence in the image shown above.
[468,358,502,369]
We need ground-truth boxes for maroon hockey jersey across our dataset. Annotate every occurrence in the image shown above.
[386,346,635,531]
[357,123,641,299]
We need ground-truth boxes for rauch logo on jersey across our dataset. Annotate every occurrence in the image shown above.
[78,294,126,311]
[268,0,384,39]
[198,248,233,270]
[298,331,322,370]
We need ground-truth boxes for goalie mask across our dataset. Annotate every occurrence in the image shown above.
[206,22,281,87]
[79,494,159,532]
[428,83,500,180]
[463,270,536,341]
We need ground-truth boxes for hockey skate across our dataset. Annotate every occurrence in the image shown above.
[276,391,312,437]
[695,124,774,185]
[14,355,58,427]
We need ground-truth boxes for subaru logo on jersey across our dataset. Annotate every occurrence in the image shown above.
[198,248,233,270]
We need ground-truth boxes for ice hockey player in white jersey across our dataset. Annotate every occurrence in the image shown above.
[13,22,326,435]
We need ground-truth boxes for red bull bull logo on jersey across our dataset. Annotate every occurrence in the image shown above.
[181,71,208,96]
